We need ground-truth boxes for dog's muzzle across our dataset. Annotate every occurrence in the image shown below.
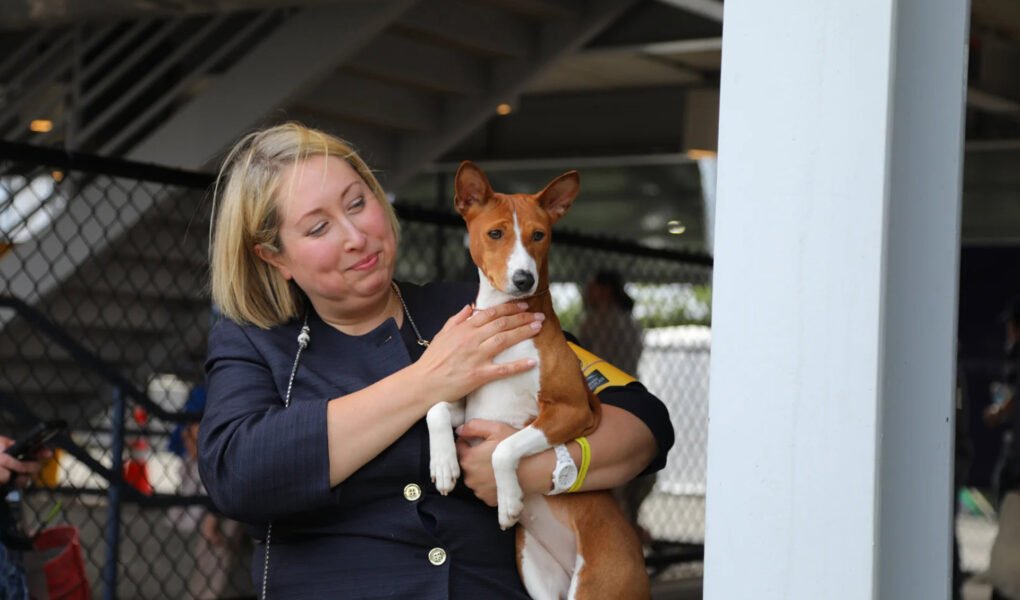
[512,270,535,293]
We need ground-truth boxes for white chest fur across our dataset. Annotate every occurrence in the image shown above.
[468,265,542,428]
[465,337,541,428]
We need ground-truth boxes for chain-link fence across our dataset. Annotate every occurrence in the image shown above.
[0,140,712,598]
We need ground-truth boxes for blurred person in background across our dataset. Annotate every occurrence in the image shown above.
[986,300,1020,503]
[168,385,251,599]
[984,300,1020,600]
[578,270,654,546]
[578,270,643,376]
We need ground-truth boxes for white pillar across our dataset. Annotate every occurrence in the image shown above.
[704,1,969,598]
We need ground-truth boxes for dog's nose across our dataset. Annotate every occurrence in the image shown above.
[512,271,535,292]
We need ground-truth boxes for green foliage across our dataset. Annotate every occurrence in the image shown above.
[554,283,713,331]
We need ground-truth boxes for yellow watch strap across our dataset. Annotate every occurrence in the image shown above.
[568,436,591,493]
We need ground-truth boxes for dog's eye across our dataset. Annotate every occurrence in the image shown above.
[532,231,545,242]
[488,229,503,240]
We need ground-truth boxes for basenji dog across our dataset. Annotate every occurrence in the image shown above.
[425,161,649,599]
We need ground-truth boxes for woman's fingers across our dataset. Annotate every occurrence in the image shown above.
[468,302,528,326]
[440,301,544,355]
[446,303,474,327]
[478,311,545,341]
[421,300,545,402]
[478,358,537,383]
[479,317,543,357]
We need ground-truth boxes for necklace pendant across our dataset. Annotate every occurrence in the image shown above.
[418,339,430,348]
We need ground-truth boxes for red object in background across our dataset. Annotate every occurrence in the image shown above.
[123,407,152,495]
[123,438,152,495]
[32,526,92,600]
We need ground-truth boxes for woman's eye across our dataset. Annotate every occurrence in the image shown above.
[488,229,503,240]
[532,231,545,242]
[348,196,365,211]
[308,222,327,236]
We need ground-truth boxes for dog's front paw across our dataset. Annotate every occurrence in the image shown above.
[497,485,524,530]
[430,454,460,495]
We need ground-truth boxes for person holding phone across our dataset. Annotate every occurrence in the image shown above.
[0,433,51,489]
[1,432,53,600]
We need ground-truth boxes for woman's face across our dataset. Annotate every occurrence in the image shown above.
[260,154,397,312]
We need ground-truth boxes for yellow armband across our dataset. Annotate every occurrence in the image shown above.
[568,436,591,493]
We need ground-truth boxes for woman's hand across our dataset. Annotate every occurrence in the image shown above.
[455,419,556,506]
[200,512,225,547]
[0,435,51,489]
[456,419,520,506]
[322,302,544,489]
[414,302,544,405]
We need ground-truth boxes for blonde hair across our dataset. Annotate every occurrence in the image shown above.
[209,122,400,329]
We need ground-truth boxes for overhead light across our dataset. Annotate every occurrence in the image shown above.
[29,119,53,133]
[667,219,686,235]
[496,103,513,116]
[686,148,716,160]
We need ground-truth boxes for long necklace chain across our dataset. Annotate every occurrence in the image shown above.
[262,284,423,599]
[391,281,430,347]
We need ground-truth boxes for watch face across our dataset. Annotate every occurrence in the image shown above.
[557,465,578,488]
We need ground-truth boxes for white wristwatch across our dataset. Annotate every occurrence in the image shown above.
[548,444,578,495]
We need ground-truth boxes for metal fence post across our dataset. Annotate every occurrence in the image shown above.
[103,386,125,600]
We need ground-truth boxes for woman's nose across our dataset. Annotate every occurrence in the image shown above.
[341,219,367,251]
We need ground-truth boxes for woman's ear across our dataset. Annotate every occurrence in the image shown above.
[253,243,292,280]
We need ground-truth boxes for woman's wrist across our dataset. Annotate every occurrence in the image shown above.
[402,362,440,411]
[518,442,582,495]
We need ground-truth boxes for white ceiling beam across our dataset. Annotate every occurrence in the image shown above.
[656,0,724,22]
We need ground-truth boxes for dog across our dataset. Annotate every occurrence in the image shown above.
[425,161,649,599]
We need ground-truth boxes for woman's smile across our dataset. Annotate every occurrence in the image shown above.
[348,252,379,271]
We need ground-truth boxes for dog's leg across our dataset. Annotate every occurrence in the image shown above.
[519,527,571,600]
[491,425,550,529]
[426,400,465,495]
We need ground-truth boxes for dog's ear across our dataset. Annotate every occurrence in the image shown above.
[536,170,579,224]
[454,161,493,218]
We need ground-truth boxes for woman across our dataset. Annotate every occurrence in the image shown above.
[199,122,674,598]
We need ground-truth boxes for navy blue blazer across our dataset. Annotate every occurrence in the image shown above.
[198,281,674,599]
